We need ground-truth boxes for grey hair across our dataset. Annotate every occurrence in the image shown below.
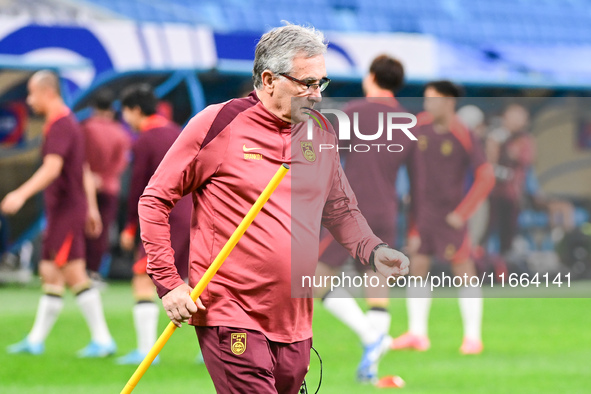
[253,23,328,89]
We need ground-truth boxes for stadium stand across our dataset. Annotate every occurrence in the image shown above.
[0,0,119,21]
[68,0,591,46]
[2,0,590,46]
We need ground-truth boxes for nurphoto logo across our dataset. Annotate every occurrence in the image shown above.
[304,107,418,153]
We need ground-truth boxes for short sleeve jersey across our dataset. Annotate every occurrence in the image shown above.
[413,115,487,228]
[42,113,87,221]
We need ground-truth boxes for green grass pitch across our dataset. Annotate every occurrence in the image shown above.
[1,281,589,393]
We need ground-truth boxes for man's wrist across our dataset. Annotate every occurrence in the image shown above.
[369,243,388,272]
[14,187,29,202]
[156,277,186,299]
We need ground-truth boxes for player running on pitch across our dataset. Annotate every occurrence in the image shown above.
[391,81,494,355]
[2,70,116,357]
[316,54,414,385]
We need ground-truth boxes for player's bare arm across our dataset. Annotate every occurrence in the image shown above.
[161,283,206,328]
[406,235,421,254]
[83,163,103,237]
[1,153,63,215]
[119,230,135,251]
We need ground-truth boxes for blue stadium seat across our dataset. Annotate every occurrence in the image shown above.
[329,10,359,32]
[80,0,591,45]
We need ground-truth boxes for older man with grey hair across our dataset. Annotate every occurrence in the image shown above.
[138,24,409,393]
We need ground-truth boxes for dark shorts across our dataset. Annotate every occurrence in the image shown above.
[85,192,119,272]
[196,326,311,394]
[417,223,471,264]
[319,219,396,272]
[42,213,85,266]
[487,195,520,254]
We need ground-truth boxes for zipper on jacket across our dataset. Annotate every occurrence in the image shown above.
[281,132,287,160]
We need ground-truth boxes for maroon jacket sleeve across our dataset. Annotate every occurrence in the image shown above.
[321,152,384,266]
[138,105,224,297]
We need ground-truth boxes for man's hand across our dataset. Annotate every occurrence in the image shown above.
[446,211,465,230]
[1,191,26,215]
[162,283,206,328]
[120,230,135,251]
[374,247,410,279]
[86,207,103,238]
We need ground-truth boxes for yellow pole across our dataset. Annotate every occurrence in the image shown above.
[121,163,290,394]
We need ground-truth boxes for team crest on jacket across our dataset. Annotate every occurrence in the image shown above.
[301,141,316,162]
[441,140,453,156]
[231,333,247,355]
[418,135,428,151]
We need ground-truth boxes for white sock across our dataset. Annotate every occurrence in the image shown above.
[133,301,159,354]
[407,285,432,337]
[366,308,391,336]
[458,286,483,342]
[323,288,380,345]
[76,288,113,345]
[28,294,64,344]
[20,241,33,270]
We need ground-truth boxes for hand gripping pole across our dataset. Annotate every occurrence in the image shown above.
[121,163,290,394]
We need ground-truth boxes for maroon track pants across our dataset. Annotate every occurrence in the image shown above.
[196,326,311,394]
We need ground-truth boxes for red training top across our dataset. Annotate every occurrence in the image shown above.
[340,98,416,229]
[123,114,191,238]
[81,116,130,196]
[491,131,535,201]
[139,92,382,343]
[411,112,495,232]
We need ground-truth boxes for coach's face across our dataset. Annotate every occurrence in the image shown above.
[261,53,326,124]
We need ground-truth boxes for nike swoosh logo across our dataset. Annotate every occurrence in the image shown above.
[243,144,262,152]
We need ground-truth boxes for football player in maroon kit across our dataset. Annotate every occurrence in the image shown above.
[117,84,192,365]
[391,81,494,355]
[3,70,115,357]
[316,54,413,384]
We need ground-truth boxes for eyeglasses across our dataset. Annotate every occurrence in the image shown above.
[279,73,331,92]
